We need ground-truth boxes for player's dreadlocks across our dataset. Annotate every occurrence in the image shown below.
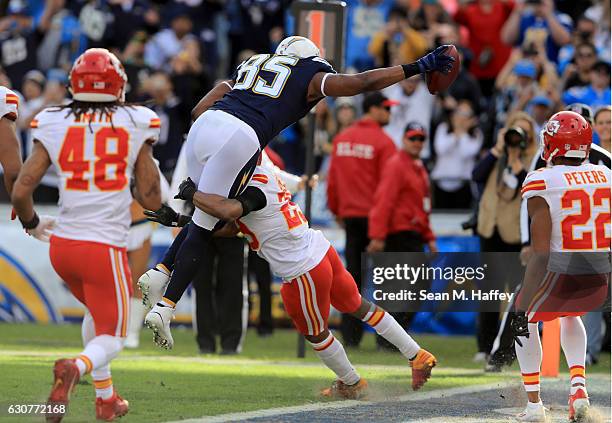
[51,100,137,132]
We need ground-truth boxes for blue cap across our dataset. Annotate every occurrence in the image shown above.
[514,60,537,79]
[47,68,68,84]
[531,95,552,108]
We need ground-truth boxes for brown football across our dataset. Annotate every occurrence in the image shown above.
[426,45,460,95]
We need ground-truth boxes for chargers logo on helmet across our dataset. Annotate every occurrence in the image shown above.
[275,36,321,58]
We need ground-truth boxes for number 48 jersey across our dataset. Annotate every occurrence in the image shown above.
[31,105,160,247]
[237,165,330,281]
[521,163,611,253]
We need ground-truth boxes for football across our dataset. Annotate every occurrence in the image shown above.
[426,45,461,95]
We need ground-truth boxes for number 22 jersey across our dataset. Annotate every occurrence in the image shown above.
[522,163,611,253]
[31,106,161,247]
[237,165,330,281]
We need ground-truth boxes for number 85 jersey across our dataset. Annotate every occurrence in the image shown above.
[237,165,330,281]
[31,106,160,247]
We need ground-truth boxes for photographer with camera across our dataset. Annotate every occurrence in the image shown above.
[471,111,538,362]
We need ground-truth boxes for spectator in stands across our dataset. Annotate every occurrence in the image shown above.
[431,100,482,209]
[472,111,538,361]
[562,60,611,108]
[410,0,452,43]
[383,77,434,151]
[144,8,202,75]
[560,42,598,90]
[345,0,395,71]
[327,91,397,347]
[594,106,611,152]
[17,70,45,132]
[584,0,611,61]
[368,6,427,68]
[528,95,554,135]
[143,71,189,180]
[332,98,357,138]
[557,15,598,72]
[500,0,572,63]
[494,59,539,128]
[367,121,435,350]
[454,0,514,97]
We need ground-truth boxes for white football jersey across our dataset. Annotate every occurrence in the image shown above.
[0,86,19,121]
[31,105,160,247]
[238,165,330,280]
[522,163,611,272]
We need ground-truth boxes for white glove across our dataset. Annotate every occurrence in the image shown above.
[26,215,57,242]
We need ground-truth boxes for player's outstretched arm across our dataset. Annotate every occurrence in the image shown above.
[11,141,51,223]
[191,80,234,121]
[0,116,22,196]
[133,143,162,211]
[308,45,455,99]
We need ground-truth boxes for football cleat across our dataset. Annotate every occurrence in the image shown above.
[410,348,437,390]
[95,392,129,421]
[568,388,590,421]
[138,268,170,310]
[320,378,368,400]
[144,304,174,349]
[515,401,547,422]
[46,359,80,423]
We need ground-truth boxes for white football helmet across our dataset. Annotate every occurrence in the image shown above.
[275,36,320,58]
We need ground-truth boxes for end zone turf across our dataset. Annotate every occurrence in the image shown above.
[0,324,609,422]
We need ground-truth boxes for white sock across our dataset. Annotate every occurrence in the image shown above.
[363,308,420,359]
[75,335,124,377]
[310,333,360,386]
[560,316,587,394]
[92,365,113,399]
[127,297,147,337]
[515,323,542,392]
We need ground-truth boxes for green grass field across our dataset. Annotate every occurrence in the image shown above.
[0,324,609,422]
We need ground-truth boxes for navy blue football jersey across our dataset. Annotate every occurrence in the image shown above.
[211,54,335,146]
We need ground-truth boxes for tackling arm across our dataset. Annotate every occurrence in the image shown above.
[133,143,162,211]
[0,116,22,195]
[191,80,234,121]
[11,141,51,222]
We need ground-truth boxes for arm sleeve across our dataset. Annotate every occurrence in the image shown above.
[0,88,19,121]
[237,186,267,216]
[368,160,402,240]
[520,171,548,201]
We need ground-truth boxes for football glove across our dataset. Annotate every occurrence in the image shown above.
[416,45,455,75]
[21,213,56,243]
[510,311,530,347]
[174,177,197,202]
[144,204,191,227]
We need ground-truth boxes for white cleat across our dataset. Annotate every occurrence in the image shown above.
[138,268,170,310]
[516,401,547,422]
[144,304,175,350]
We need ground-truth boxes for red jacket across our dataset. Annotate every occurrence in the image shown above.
[327,119,396,218]
[368,150,434,242]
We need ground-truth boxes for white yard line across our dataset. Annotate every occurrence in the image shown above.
[166,381,520,423]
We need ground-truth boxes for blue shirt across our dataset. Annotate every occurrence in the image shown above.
[517,11,573,62]
[562,85,612,109]
[345,0,394,71]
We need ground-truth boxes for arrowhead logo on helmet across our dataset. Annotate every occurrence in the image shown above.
[541,111,592,162]
[275,36,321,59]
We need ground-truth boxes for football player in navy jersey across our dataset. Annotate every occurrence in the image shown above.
[142,36,456,348]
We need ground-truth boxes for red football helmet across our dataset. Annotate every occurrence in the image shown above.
[69,48,127,102]
[541,110,592,162]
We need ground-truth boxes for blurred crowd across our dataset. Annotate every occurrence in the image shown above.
[0,0,609,203]
[0,0,610,358]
